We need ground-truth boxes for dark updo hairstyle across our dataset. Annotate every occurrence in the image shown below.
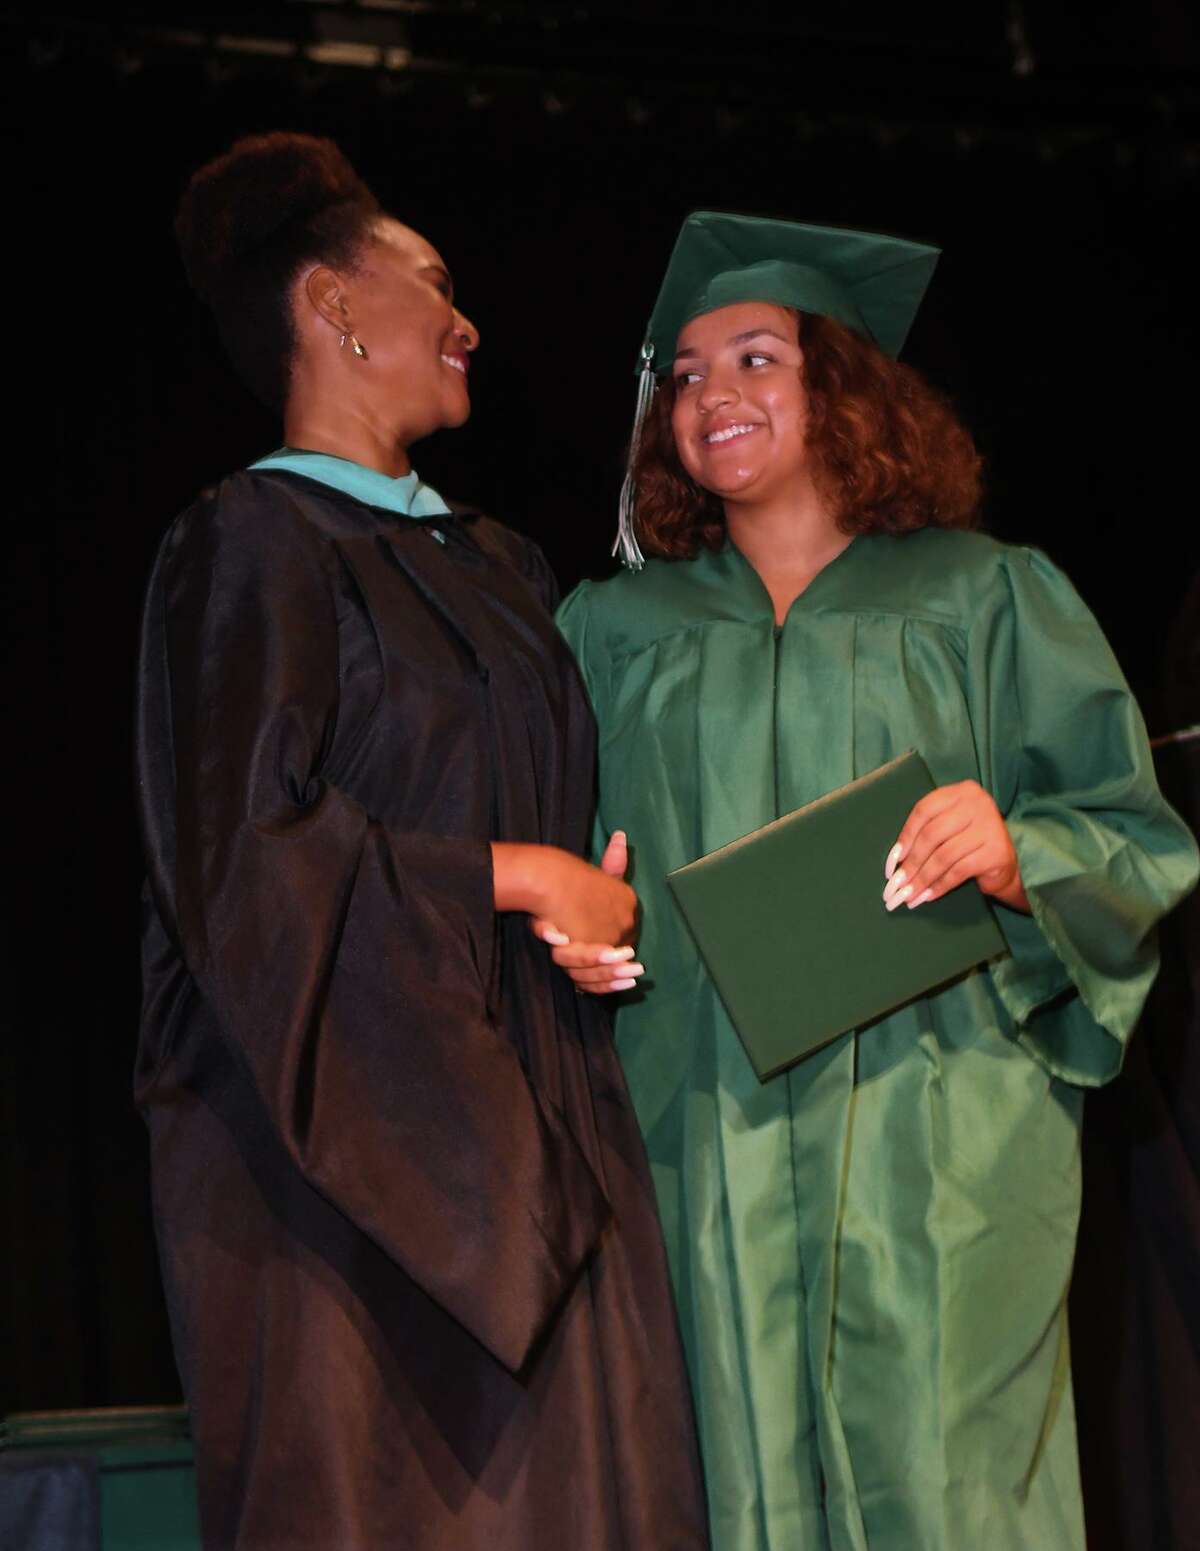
[175,132,381,408]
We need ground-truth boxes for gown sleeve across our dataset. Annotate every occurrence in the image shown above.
[972,545,1199,1086]
[555,582,595,672]
[138,491,610,1373]
[555,582,610,864]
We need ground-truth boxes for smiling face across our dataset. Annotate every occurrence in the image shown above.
[326,216,479,445]
[670,301,810,507]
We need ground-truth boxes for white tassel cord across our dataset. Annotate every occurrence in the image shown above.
[613,344,656,570]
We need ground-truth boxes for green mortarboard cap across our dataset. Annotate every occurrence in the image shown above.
[640,210,941,372]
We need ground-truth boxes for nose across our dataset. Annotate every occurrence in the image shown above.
[697,371,737,414]
[453,308,480,352]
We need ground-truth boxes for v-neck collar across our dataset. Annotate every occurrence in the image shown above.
[708,533,862,625]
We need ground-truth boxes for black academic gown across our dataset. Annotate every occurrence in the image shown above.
[135,470,708,1551]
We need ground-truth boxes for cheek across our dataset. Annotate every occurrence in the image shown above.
[366,293,443,368]
[670,404,698,467]
[767,383,809,440]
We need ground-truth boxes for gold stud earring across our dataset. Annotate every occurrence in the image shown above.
[339,332,368,360]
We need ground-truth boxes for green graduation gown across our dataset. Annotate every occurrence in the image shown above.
[556,528,1199,1551]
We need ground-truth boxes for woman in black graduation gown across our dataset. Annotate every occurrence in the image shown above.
[135,132,706,1550]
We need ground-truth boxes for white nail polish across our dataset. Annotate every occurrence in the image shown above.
[885,843,904,880]
[599,946,636,964]
[881,870,906,905]
[544,931,570,946]
[611,977,637,991]
[886,883,914,911]
[908,888,934,909]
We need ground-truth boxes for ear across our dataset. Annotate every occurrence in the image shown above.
[300,265,353,334]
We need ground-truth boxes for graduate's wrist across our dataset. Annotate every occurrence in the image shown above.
[990,877,1031,913]
[980,860,1030,914]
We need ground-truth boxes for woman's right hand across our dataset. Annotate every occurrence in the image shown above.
[531,832,646,995]
[492,836,638,948]
[492,834,645,994]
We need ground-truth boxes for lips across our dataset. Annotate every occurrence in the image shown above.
[702,422,760,445]
[440,352,468,376]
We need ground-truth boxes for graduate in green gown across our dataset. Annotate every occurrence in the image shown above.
[550,212,1200,1551]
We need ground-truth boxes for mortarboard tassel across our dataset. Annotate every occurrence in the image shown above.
[612,343,656,570]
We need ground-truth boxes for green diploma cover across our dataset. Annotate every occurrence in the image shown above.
[667,751,1007,1079]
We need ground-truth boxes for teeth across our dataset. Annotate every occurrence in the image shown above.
[440,355,466,374]
[704,423,756,444]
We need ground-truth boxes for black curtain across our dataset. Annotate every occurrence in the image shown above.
[6,18,1198,1547]
[1072,588,1200,1551]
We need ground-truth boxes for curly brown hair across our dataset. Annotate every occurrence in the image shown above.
[631,310,982,559]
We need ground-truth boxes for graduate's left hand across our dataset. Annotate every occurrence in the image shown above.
[884,780,1029,913]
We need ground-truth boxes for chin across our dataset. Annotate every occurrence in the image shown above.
[685,452,765,493]
[697,470,760,499]
[421,405,471,438]
[442,388,472,429]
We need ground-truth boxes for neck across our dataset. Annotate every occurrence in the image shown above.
[723,475,850,624]
[284,375,412,478]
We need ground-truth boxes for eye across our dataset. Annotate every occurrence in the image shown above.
[675,369,703,388]
[741,351,773,368]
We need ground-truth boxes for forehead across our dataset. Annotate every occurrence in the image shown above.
[370,216,447,273]
[675,300,799,355]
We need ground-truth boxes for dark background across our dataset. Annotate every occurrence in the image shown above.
[5,3,1199,1546]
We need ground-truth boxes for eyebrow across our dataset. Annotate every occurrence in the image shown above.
[673,327,792,362]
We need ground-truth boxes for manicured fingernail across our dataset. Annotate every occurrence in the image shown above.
[599,946,636,964]
[543,930,570,946]
[907,888,934,909]
[611,830,627,844]
[624,963,646,977]
[885,883,914,912]
[882,867,907,901]
[885,843,904,880]
[610,977,637,991]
